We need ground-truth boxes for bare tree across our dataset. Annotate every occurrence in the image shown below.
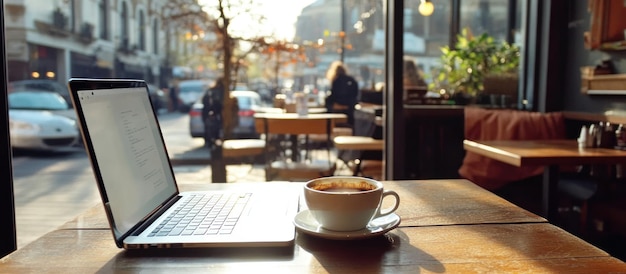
[202,0,269,139]
[156,0,215,76]
[161,0,281,137]
[257,39,307,89]
[143,0,309,182]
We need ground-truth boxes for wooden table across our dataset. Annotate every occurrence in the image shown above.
[255,113,348,180]
[258,106,327,114]
[3,180,625,272]
[463,139,626,221]
[254,112,348,155]
[254,112,348,127]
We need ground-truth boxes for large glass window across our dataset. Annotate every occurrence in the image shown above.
[399,0,520,106]
[402,0,452,101]
[3,0,524,250]
[459,0,511,42]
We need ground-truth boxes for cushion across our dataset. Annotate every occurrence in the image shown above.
[458,107,566,190]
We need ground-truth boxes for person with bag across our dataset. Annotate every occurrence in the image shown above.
[169,79,180,112]
[325,61,359,127]
[202,77,225,148]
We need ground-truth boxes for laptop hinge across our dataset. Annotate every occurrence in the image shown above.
[130,195,182,236]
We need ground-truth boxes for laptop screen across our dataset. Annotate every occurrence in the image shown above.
[72,81,178,239]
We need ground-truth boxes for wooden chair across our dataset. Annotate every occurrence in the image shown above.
[333,107,383,179]
[333,136,383,178]
[221,139,265,163]
[330,102,354,128]
[557,172,599,236]
[256,114,338,182]
[204,138,266,183]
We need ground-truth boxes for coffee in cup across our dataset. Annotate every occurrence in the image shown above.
[304,176,400,231]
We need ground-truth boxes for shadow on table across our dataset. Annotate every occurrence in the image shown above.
[96,245,295,272]
[296,230,445,273]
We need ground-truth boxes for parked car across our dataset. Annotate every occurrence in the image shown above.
[249,80,273,103]
[8,79,72,107]
[8,90,81,152]
[147,84,167,114]
[189,90,262,139]
[177,79,211,112]
[233,83,250,91]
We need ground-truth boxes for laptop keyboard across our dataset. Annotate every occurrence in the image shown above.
[148,193,251,237]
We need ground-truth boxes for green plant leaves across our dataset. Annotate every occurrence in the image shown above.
[431,28,520,97]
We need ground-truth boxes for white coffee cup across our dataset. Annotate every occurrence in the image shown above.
[304,176,400,231]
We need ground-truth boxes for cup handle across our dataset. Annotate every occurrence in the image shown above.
[373,190,400,219]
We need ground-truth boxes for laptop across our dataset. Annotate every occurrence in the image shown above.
[67,78,299,249]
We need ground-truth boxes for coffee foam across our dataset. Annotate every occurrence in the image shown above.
[309,180,376,192]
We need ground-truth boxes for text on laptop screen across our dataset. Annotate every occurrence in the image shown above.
[77,87,177,236]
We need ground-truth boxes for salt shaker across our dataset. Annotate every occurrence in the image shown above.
[578,125,588,149]
[588,123,598,148]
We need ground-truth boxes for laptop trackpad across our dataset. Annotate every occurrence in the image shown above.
[246,194,298,218]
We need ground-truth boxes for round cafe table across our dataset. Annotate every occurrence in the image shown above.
[258,106,327,114]
[254,112,348,181]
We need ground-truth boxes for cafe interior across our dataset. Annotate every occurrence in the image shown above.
[2,0,626,271]
[381,0,626,261]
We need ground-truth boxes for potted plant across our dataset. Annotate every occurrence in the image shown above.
[429,28,520,104]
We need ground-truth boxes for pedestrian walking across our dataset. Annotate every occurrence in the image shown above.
[169,79,180,112]
[201,77,225,148]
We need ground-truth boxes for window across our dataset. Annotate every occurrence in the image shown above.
[459,0,512,42]
[402,0,452,95]
[138,10,146,51]
[69,0,76,32]
[2,0,525,252]
[120,1,129,49]
[99,0,109,40]
[152,18,159,54]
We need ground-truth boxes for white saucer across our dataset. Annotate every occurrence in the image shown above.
[293,210,401,240]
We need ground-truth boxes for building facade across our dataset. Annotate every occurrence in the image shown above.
[3,0,183,88]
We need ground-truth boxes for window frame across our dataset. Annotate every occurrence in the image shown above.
[0,0,18,258]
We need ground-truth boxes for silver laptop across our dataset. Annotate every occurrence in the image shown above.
[67,78,299,249]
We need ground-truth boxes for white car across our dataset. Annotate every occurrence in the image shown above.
[8,90,81,152]
[9,79,72,106]
[177,79,211,112]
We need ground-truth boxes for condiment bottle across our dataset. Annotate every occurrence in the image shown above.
[294,91,308,116]
[578,125,588,149]
[589,123,598,148]
[616,124,626,148]
[601,122,616,148]
[615,124,626,178]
